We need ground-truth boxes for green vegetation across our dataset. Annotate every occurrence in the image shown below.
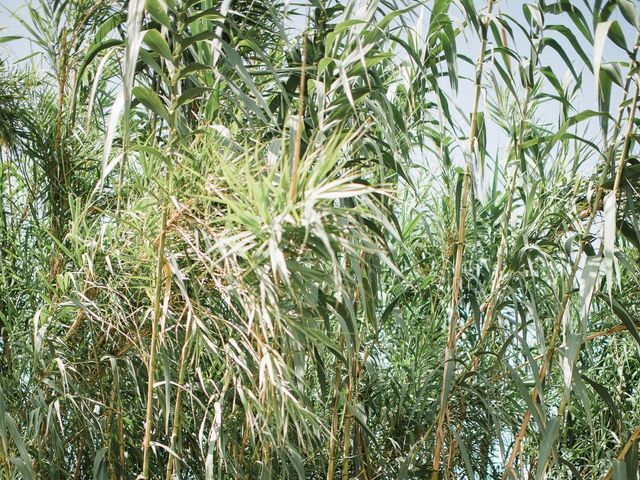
[1,0,640,478]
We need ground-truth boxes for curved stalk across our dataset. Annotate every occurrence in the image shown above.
[326,336,344,480]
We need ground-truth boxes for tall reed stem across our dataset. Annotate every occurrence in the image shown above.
[289,32,308,203]
[431,2,494,478]
[142,196,169,479]
[165,310,195,480]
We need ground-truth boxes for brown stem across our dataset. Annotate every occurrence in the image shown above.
[431,2,495,478]
[73,441,84,480]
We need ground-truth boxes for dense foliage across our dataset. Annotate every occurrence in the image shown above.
[1,0,640,478]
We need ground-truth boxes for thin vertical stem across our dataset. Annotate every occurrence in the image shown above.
[142,197,169,479]
[431,2,495,478]
[289,32,308,203]
[341,365,354,480]
[165,310,195,480]
[326,337,344,480]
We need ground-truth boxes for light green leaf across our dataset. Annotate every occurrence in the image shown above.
[133,85,171,125]
[146,0,171,28]
[616,0,639,28]
[579,255,601,331]
[175,87,211,107]
[143,29,173,61]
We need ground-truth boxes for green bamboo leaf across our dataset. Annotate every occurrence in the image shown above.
[603,295,640,350]
[582,374,621,424]
[622,442,638,480]
[92,447,108,480]
[186,8,224,25]
[544,1,593,42]
[572,374,593,430]
[450,426,474,479]
[428,0,452,39]
[598,0,618,23]
[177,62,212,80]
[178,31,217,52]
[133,85,171,125]
[0,35,20,44]
[94,12,126,44]
[579,256,601,330]
[546,25,591,67]
[599,67,613,137]
[175,87,211,107]
[138,48,170,84]
[77,39,124,82]
[146,0,171,28]
[607,21,628,51]
[287,445,305,480]
[221,42,275,122]
[98,90,124,189]
[542,37,580,80]
[616,0,639,28]
[337,60,355,109]
[124,0,146,104]
[601,62,625,87]
[613,460,627,480]
[4,413,31,468]
[143,29,173,61]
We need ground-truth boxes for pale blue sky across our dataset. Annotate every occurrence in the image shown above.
[1,0,33,59]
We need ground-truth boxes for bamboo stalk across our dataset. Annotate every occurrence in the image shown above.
[142,13,184,474]
[431,2,495,478]
[474,89,527,342]
[165,310,195,480]
[326,337,344,480]
[50,30,69,279]
[141,199,169,479]
[341,367,354,480]
[289,32,308,203]
[118,390,125,479]
[73,441,84,480]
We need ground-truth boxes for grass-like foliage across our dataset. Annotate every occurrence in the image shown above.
[1,0,640,478]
